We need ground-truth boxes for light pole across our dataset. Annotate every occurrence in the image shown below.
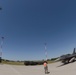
[0,7,3,63]
[44,43,47,61]
[0,37,4,63]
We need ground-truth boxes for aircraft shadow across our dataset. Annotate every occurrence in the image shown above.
[57,63,69,67]
[57,61,76,67]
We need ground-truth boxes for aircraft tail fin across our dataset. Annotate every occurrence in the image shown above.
[73,48,76,54]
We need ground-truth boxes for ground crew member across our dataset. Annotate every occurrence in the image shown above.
[43,61,48,74]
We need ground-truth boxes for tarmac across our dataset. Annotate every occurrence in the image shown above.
[0,61,76,75]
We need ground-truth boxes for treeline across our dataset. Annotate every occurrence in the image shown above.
[2,59,23,62]
[0,57,2,63]
[24,61,44,66]
[1,57,58,65]
[47,57,58,61]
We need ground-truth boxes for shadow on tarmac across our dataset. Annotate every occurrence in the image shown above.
[57,63,69,67]
[45,72,50,74]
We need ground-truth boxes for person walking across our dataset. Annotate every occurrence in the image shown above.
[43,61,48,74]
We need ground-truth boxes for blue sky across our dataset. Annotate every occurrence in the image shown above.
[0,0,76,61]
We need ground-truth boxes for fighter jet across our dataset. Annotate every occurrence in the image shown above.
[58,48,76,64]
